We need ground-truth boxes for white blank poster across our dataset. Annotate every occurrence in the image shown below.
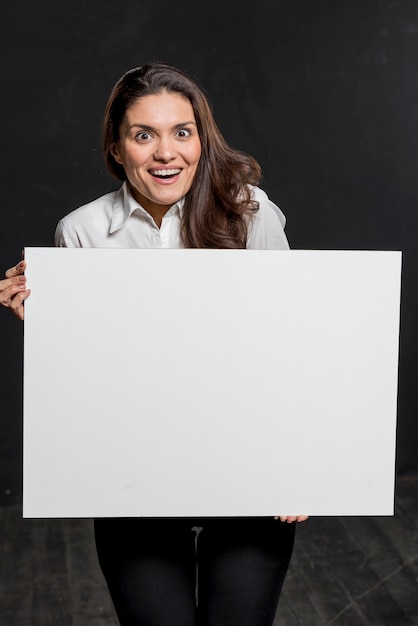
[23,249,401,518]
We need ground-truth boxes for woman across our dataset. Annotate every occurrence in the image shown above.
[0,62,308,625]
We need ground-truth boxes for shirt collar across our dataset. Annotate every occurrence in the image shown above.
[110,182,185,233]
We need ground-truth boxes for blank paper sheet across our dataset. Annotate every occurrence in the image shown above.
[23,249,401,518]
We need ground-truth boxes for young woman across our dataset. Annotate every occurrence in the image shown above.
[0,62,308,625]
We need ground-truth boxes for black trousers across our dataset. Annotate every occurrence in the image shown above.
[94,517,296,626]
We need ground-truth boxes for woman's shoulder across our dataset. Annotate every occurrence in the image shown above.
[60,188,121,224]
[249,185,268,201]
[249,186,286,225]
[55,186,123,247]
[246,186,290,250]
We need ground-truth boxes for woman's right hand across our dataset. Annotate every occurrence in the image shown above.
[0,260,30,320]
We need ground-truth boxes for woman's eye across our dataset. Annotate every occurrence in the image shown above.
[177,128,191,138]
[135,131,152,141]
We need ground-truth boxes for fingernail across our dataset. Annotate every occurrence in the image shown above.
[18,261,25,268]
[18,276,26,282]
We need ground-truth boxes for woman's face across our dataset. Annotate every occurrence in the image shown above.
[111,91,202,219]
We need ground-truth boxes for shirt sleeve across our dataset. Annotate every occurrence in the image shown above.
[54,218,80,247]
[246,187,290,250]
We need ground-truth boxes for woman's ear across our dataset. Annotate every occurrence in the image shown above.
[110,142,123,165]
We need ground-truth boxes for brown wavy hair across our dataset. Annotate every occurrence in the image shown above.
[102,62,261,248]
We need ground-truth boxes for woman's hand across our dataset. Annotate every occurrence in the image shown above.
[0,260,30,320]
[274,515,309,523]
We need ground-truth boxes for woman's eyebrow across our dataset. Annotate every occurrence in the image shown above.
[172,121,197,130]
[126,121,197,132]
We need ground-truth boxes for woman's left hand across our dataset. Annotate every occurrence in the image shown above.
[274,515,309,523]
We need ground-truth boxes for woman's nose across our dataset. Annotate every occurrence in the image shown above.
[154,136,176,161]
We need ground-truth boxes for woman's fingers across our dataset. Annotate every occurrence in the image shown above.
[9,288,31,320]
[1,260,30,319]
[4,259,26,279]
[274,515,309,523]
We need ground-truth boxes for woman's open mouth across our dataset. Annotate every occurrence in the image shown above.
[149,168,181,180]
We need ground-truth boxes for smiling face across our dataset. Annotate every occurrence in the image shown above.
[111,91,202,222]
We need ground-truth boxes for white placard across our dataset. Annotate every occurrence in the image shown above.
[23,249,401,518]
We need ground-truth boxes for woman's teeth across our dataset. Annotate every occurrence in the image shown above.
[151,169,181,178]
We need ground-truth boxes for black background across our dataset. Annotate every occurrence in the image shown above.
[1,0,417,505]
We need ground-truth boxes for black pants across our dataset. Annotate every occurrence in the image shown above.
[94,517,295,626]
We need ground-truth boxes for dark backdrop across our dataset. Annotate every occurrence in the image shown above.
[1,1,418,505]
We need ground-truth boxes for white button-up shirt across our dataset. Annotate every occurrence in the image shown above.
[55,182,289,250]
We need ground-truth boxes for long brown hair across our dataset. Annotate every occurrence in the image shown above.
[102,62,261,248]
